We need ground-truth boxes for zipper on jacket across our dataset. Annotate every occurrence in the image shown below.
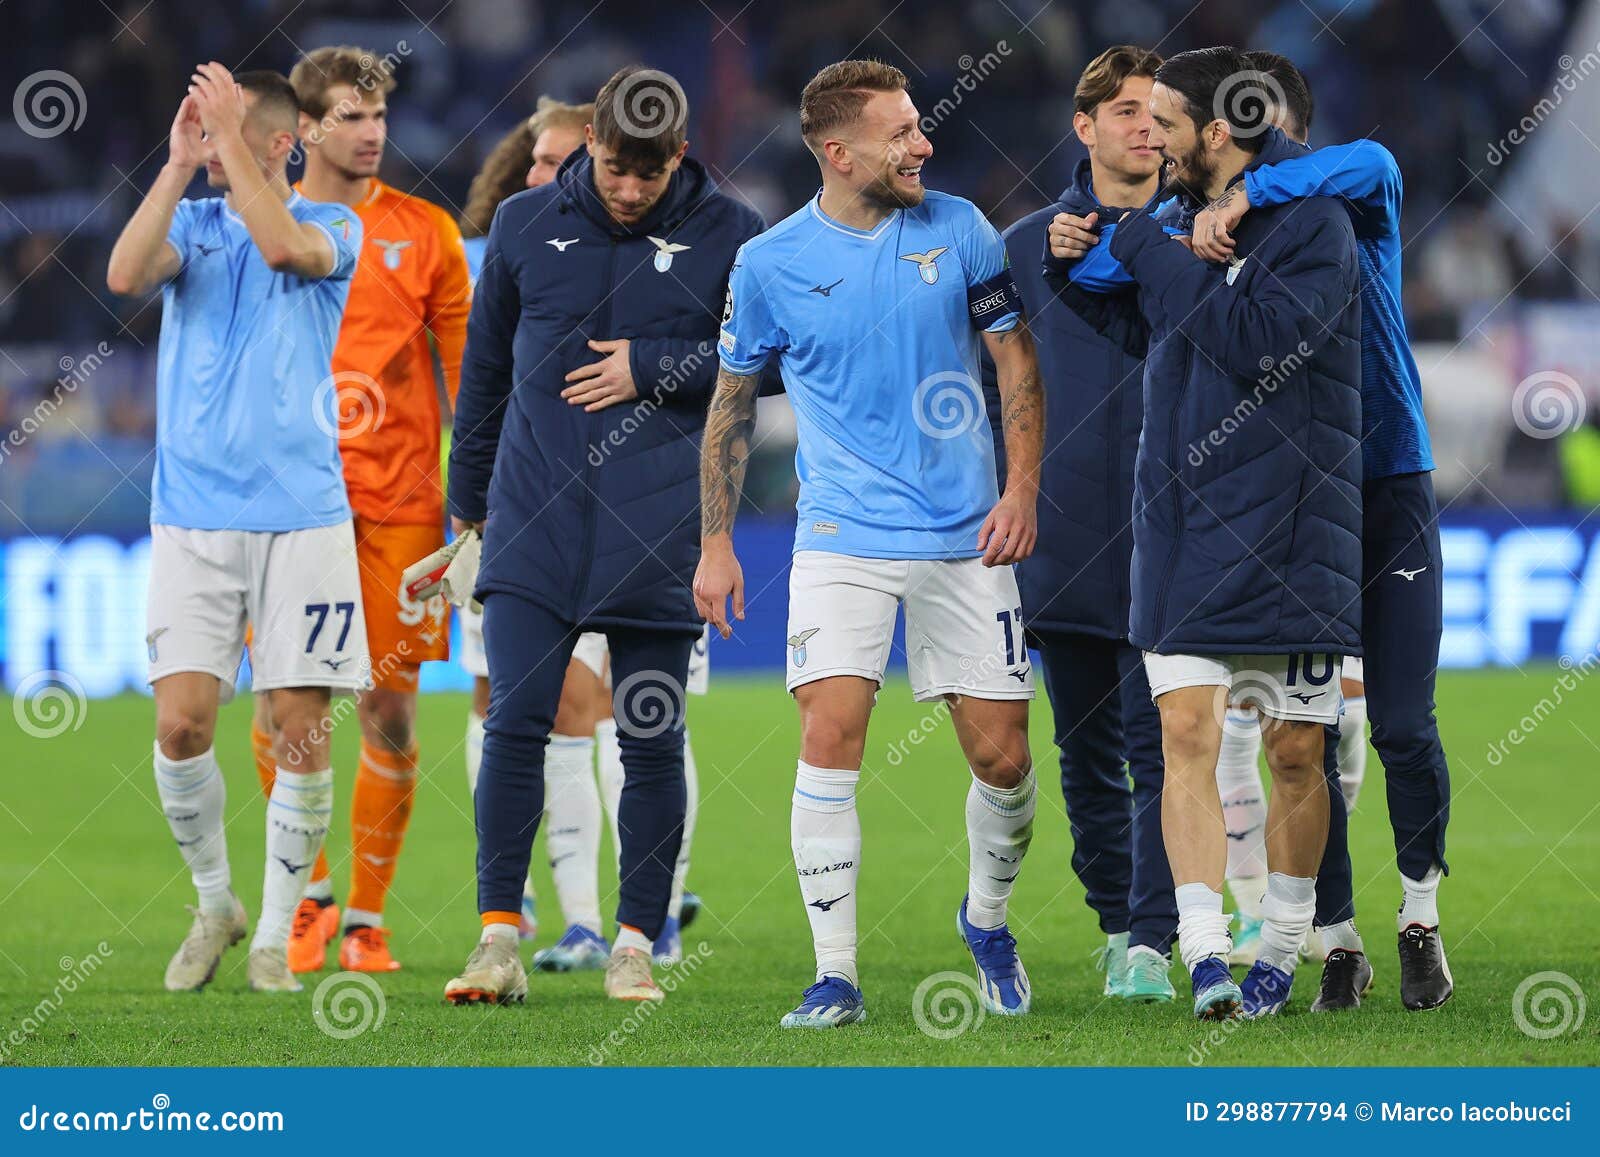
[572,234,620,618]
[1108,354,1126,617]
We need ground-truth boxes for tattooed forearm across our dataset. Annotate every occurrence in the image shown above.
[989,320,1044,494]
[1205,184,1243,214]
[700,366,760,539]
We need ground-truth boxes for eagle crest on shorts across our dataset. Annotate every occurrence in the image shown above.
[788,627,821,668]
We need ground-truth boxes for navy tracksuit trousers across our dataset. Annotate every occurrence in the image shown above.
[475,590,694,939]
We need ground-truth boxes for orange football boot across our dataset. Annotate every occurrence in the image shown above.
[288,898,340,974]
[340,925,403,972]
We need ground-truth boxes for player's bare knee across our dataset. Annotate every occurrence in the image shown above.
[360,688,415,753]
[968,733,1030,788]
[271,692,335,770]
[155,708,213,760]
[798,710,866,770]
[1264,720,1323,784]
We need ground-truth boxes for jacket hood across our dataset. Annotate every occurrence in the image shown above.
[556,148,716,236]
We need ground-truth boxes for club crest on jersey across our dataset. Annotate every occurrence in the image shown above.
[372,238,412,270]
[649,236,691,272]
[788,627,820,668]
[900,246,948,285]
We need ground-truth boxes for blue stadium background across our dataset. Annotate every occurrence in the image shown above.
[4,0,1600,694]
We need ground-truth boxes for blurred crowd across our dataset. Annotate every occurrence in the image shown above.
[1,0,1596,531]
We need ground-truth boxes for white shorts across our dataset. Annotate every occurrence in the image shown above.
[460,615,710,696]
[1142,650,1343,724]
[147,522,369,702]
[459,602,488,678]
[786,551,1034,703]
[1343,655,1365,685]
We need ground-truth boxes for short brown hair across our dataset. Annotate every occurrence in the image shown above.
[290,45,399,121]
[530,95,593,142]
[1074,45,1162,117]
[800,59,909,150]
[591,66,688,171]
[235,70,299,132]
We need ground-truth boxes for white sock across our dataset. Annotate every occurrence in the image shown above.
[792,761,861,986]
[668,731,699,923]
[595,718,624,871]
[1175,883,1233,973]
[1229,873,1268,921]
[305,878,334,904]
[252,766,333,951]
[1216,711,1268,881]
[1258,872,1317,972]
[1399,864,1442,929]
[1337,696,1367,811]
[1317,918,1365,954]
[481,920,517,944]
[614,925,651,955]
[964,771,1036,930]
[543,733,602,933]
[153,745,233,915]
[465,711,485,797]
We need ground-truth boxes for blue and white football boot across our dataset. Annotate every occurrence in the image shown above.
[1191,955,1243,1020]
[1240,959,1295,1018]
[779,976,867,1029]
[957,896,1032,1016]
[531,924,610,972]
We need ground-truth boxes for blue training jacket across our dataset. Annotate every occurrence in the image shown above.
[1045,129,1364,656]
[1244,139,1434,480]
[449,152,765,632]
[984,159,1156,639]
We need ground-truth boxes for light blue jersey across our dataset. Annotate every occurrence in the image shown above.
[462,234,487,284]
[720,190,1017,560]
[152,192,361,531]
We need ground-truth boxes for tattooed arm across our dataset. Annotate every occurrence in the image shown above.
[693,365,761,637]
[977,319,1042,566]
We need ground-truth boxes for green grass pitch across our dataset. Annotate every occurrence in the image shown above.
[2,667,1596,1066]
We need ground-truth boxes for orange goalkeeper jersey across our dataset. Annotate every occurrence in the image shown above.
[308,178,471,526]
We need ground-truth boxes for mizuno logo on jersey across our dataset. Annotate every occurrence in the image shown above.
[1392,566,1428,581]
[196,243,221,256]
[648,235,690,272]
[900,247,948,284]
[809,278,844,297]
[547,237,579,252]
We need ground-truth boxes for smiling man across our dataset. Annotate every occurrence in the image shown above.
[695,59,1044,1029]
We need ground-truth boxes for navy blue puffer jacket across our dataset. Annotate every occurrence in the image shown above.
[998,160,1153,640]
[1049,130,1364,656]
[449,152,764,631]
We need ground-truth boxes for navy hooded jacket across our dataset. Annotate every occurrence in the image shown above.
[987,159,1155,640]
[449,152,764,632]
[1046,129,1364,656]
